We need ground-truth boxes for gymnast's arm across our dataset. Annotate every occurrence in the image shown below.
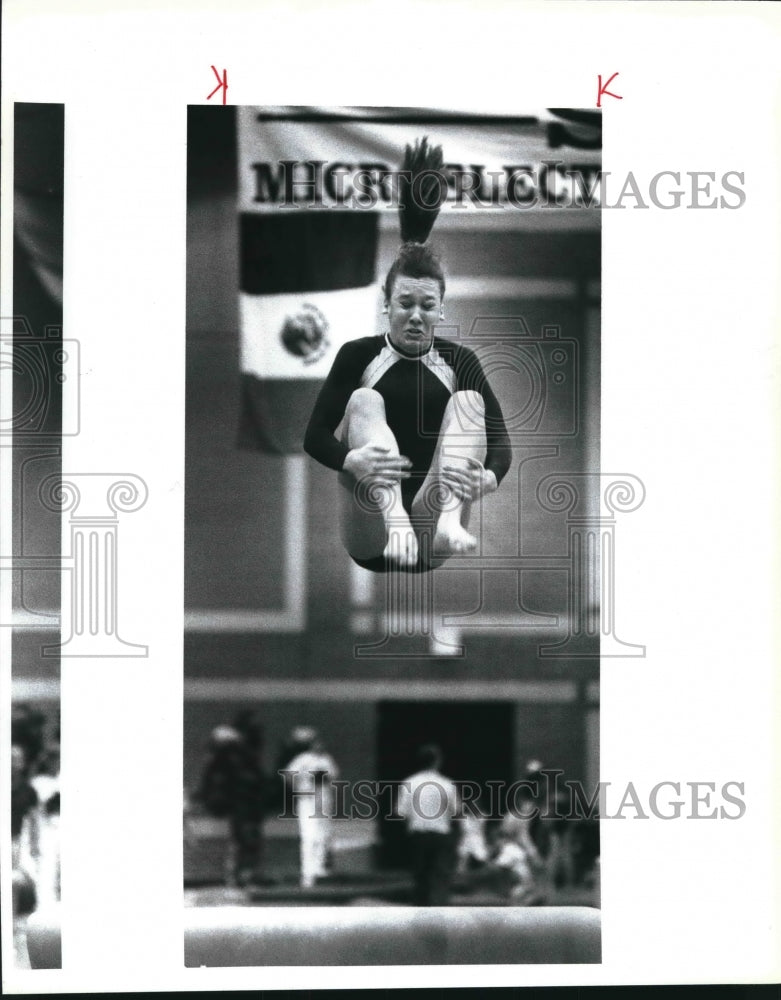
[481,375,512,490]
[303,344,359,472]
[455,344,512,494]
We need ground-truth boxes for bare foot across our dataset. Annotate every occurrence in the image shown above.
[433,518,477,556]
[384,524,419,567]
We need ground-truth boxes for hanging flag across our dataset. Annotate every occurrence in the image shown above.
[237,109,383,454]
[237,207,379,453]
[236,107,600,454]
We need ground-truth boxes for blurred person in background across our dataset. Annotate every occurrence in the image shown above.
[30,738,60,906]
[490,826,544,905]
[283,728,340,889]
[456,808,489,876]
[11,745,40,906]
[397,744,460,906]
[232,708,265,760]
[11,704,46,774]
[196,723,268,888]
[499,783,543,868]
[498,778,546,899]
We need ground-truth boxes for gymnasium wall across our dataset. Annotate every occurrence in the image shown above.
[183,107,601,796]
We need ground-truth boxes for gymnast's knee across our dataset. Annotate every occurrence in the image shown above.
[346,387,385,416]
[449,390,485,420]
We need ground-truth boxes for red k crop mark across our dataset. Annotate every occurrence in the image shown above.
[207,66,228,105]
[597,72,622,108]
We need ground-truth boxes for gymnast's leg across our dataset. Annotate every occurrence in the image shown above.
[339,388,418,568]
[412,390,488,560]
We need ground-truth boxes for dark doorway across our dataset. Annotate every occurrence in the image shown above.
[375,701,514,868]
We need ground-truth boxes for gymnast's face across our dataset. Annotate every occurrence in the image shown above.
[385,276,443,356]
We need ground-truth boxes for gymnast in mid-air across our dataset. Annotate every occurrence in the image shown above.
[304,139,511,573]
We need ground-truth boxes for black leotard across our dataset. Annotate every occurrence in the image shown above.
[304,333,511,512]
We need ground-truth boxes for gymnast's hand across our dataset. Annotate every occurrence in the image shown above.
[343,444,412,484]
[440,461,497,502]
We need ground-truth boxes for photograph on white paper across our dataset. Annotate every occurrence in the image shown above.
[183,106,607,965]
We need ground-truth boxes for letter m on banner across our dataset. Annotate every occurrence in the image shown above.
[236,107,380,454]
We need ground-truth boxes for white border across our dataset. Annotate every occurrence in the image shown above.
[2,0,780,991]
